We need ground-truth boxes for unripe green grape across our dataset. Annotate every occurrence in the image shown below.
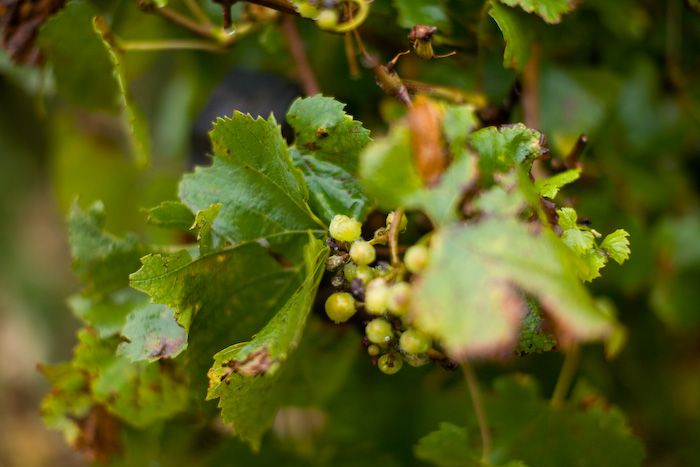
[329,214,362,243]
[378,353,403,375]
[365,278,389,315]
[386,211,407,231]
[399,329,431,355]
[387,282,412,316]
[349,240,376,265]
[325,292,356,323]
[343,262,358,282]
[355,264,374,283]
[296,2,320,19]
[404,244,429,273]
[366,318,393,345]
[316,8,339,30]
[367,344,381,357]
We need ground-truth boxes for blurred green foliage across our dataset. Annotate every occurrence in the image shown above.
[1,0,699,466]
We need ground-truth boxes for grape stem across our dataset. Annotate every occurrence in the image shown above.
[388,207,404,267]
[280,15,320,95]
[550,344,580,409]
[461,360,491,462]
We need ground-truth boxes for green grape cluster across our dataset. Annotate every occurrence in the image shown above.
[324,213,434,375]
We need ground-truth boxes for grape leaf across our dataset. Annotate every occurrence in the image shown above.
[392,0,451,33]
[191,203,222,255]
[144,200,194,230]
[292,149,369,224]
[68,289,144,338]
[561,228,595,254]
[601,229,631,264]
[117,303,187,362]
[490,2,535,71]
[411,219,615,359]
[130,242,303,395]
[414,423,477,466]
[38,1,120,111]
[535,169,581,199]
[287,95,371,173]
[499,0,577,24]
[515,299,557,355]
[443,104,478,158]
[469,124,544,177]
[206,237,328,449]
[179,113,323,259]
[68,201,147,299]
[72,329,189,427]
[485,376,645,466]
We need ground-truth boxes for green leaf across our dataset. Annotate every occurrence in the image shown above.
[287,95,371,173]
[535,169,581,199]
[73,329,189,427]
[469,124,543,177]
[407,156,478,226]
[179,113,322,259]
[489,2,535,71]
[515,299,557,355]
[206,237,328,449]
[392,0,451,33]
[117,303,187,362]
[39,362,93,445]
[144,200,195,230]
[38,1,120,111]
[499,0,577,24]
[556,207,578,230]
[443,104,478,158]
[473,171,529,218]
[68,289,143,338]
[130,242,303,395]
[561,228,595,254]
[601,229,631,265]
[68,201,147,299]
[412,219,615,359]
[360,123,477,225]
[360,124,424,210]
[292,149,370,224]
[93,17,150,166]
[191,203,222,255]
[485,375,645,466]
[414,423,477,466]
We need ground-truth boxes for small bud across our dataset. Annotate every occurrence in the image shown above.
[326,254,347,271]
[367,344,381,357]
[386,211,407,231]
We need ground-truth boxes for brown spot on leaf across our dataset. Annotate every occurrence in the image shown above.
[71,405,122,463]
[218,348,277,383]
[315,127,329,138]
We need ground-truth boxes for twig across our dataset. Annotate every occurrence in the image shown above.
[280,15,320,95]
[564,134,587,169]
[118,39,225,52]
[151,5,217,39]
[522,42,540,129]
[344,32,361,78]
[462,361,491,462]
[388,208,404,267]
[184,0,213,26]
[551,344,580,409]
[245,0,297,15]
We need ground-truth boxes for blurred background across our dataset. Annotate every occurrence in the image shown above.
[1,0,699,466]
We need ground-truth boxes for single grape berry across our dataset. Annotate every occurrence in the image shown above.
[386,211,407,231]
[316,8,339,30]
[399,329,431,355]
[366,318,393,345]
[355,264,374,283]
[343,262,358,282]
[365,278,389,315]
[378,353,403,375]
[387,282,412,316]
[404,244,429,273]
[367,344,381,357]
[325,292,356,323]
[349,240,376,265]
[329,214,362,243]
